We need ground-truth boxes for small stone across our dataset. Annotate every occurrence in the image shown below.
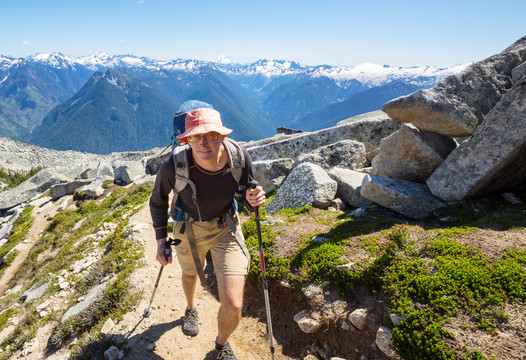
[312,236,329,244]
[376,326,396,358]
[146,342,156,352]
[390,313,407,327]
[348,308,368,330]
[100,318,115,335]
[104,345,120,360]
[294,310,322,334]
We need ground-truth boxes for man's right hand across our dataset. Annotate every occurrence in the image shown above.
[156,238,172,266]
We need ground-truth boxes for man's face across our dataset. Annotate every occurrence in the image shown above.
[188,132,224,164]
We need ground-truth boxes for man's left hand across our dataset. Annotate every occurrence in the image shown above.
[247,185,266,207]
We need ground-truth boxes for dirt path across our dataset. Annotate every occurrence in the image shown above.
[113,204,293,360]
[0,198,55,294]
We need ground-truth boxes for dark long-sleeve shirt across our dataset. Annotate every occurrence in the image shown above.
[149,144,255,240]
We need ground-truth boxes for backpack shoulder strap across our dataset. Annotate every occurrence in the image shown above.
[170,145,191,219]
[222,138,245,184]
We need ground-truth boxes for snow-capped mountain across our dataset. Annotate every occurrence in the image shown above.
[13,52,470,87]
[0,52,471,152]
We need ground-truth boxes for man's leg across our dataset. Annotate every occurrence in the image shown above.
[215,273,246,346]
[182,272,198,309]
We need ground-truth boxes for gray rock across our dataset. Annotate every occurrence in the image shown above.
[104,346,120,360]
[252,158,295,193]
[348,308,368,330]
[372,123,457,183]
[297,140,366,170]
[375,326,397,358]
[382,35,526,136]
[20,282,51,302]
[312,236,329,244]
[502,193,523,205]
[512,61,526,83]
[361,174,445,219]
[113,160,144,185]
[0,209,21,240]
[302,283,327,299]
[328,168,372,208]
[49,179,93,200]
[266,163,337,215]
[143,151,171,175]
[427,76,526,200]
[100,318,115,335]
[0,169,70,210]
[294,310,322,334]
[61,282,107,323]
[81,175,113,198]
[390,313,407,327]
[247,115,400,161]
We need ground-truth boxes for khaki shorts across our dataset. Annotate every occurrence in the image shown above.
[172,215,249,276]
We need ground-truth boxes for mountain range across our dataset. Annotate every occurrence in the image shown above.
[0,53,470,154]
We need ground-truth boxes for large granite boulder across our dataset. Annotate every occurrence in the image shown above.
[382,36,526,136]
[252,158,295,193]
[113,160,144,185]
[328,168,371,208]
[0,169,70,210]
[49,179,93,200]
[247,115,400,161]
[372,123,457,183]
[361,174,445,219]
[427,75,526,200]
[266,163,337,215]
[297,140,366,170]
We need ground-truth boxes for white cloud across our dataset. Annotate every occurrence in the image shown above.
[137,0,144,4]
[22,40,31,46]
[120,39,125,43]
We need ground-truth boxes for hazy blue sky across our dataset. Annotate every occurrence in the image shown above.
[1,0,525,67]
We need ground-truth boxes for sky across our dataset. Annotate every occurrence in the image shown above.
[1,0,525,67]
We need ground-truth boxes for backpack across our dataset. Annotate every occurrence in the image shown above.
[169,137,246,221]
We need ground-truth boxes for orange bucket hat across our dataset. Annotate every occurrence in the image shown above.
[176,108,232,144]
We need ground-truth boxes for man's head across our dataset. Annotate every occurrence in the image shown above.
[176,108,232,144]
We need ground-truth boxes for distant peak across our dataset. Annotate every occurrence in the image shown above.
[213,54,235,64]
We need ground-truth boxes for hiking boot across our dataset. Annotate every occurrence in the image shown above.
[182,308,199,336]
[216,342,237,360]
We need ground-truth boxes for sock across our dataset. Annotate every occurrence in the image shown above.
[186,308,197,313]
[215,340,229,351]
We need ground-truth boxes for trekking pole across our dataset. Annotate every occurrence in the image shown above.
[248,180,275,360]
[143,238,176,318]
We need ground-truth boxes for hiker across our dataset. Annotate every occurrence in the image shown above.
[149,107,265,360]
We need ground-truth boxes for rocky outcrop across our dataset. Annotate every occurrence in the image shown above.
[372,123,457,183]
[113,160,145,185]
[328,168,371,208]
[49,179,93,200]
[266,163,337,215]
[0,169,71,210]
[297,140,366,170]
[252,158,295,193]
[427,75,526,200]
[247,115,400,161]
[361,174,445,218]
[382,36,526,136]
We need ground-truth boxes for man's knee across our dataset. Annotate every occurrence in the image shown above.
[182,272,198,283]
[221,295,243,314]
